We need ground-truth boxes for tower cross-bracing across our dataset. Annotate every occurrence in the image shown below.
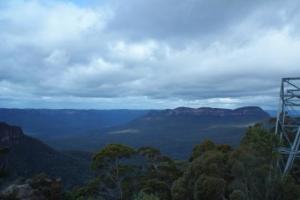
[275,77,300,175]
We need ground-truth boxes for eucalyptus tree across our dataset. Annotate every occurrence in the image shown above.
[92,144,136,200]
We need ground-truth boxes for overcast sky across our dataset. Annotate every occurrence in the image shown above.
[0,0,300,109]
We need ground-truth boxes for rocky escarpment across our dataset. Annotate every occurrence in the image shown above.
[0,122,92,188]
[0,122,24,148]
[0,122,25,172]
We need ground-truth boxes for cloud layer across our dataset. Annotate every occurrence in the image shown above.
[1,0,300,109]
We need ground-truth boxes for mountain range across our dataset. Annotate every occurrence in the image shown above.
[0,109,148,139]
[46,106,270,159]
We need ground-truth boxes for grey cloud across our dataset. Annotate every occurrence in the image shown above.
[109,0,260,39]
[108,0,299,43]
[0,0,300,109]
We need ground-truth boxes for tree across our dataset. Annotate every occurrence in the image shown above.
[193,175,226,200]
[190,140,216,161]
[229,125,300,200]
[133,191,160,200]
[229,190,246,200]
[137,147,181,200]
[171,177,190,200]
[138,147,162,171]
[65,178,105,200]
[92,144,136,200]
[172,139,229,200]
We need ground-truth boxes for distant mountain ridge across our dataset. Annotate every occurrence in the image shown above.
[0,109,148,139]
[47,106,270,159]
[130,106,269,128]
[145,106,268,118]
[181,106,262,115]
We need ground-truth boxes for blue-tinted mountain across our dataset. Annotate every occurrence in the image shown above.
[47,106,270,159]
[130,106,269,127]
[0,109,148,139]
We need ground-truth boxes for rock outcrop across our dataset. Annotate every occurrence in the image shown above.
[0,174,62,200]
[0,122,92,188]
[0,122,24,148]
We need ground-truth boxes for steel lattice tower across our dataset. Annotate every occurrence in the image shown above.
[275,77,300,175]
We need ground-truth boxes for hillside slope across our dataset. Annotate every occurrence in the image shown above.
[0,122,92,188]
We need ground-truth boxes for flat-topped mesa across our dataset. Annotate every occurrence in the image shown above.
[147,106,269,118]
[0,122,24,147]
[232,106,268,116]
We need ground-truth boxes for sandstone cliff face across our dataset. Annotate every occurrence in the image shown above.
[0,122,24,172]
[0,122,24,148]
[0,122,92,188]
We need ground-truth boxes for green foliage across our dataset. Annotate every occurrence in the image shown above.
[217,144,232,153]
[138,147,161,160]
[229,125,300,200]
[241,124,280,161]
[229,190,246,200]
[171,139,229,200]
[133,191,160,200]
[140,148,180,176]
[136,147,181,200]
[170,125,300,200]
[92,144,136,169]
[64,178,104,200]
[140,179,170,200]
[171,177,189,200]
[193,175,226,200]
[268,175,300,200]
[91,144,136,200]
[190,139,216,161]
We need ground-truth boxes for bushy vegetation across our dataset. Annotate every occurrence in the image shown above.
[64,125,300,200]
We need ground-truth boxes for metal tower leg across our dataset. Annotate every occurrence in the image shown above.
[275,78,300,175]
